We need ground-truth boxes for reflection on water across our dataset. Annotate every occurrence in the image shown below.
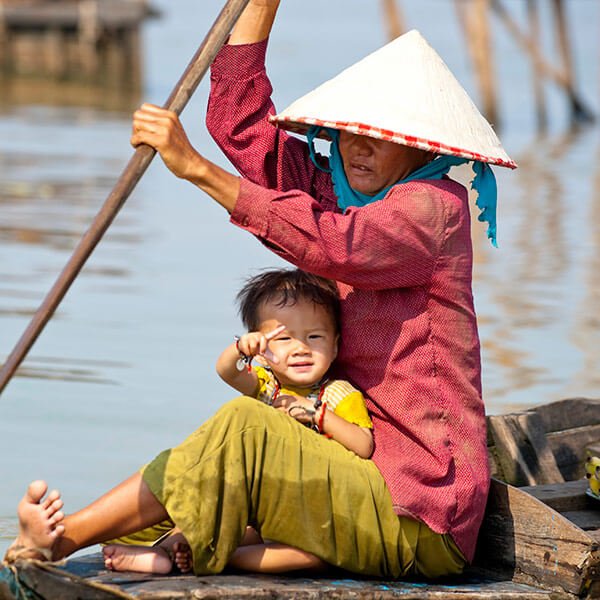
[0,0,598,558]
[0,518,17,544]
[476,124,600,411]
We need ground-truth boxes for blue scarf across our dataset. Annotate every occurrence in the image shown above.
[306,126,498,247]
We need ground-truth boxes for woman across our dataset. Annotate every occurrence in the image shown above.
[6,0,515,578]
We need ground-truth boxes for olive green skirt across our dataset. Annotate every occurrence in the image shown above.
[134,396,465,577]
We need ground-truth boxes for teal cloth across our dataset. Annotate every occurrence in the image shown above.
[306,126,498,247]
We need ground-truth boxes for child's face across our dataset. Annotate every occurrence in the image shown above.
[257,298,339,388]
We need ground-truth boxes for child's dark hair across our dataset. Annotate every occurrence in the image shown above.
[237,268,341,333]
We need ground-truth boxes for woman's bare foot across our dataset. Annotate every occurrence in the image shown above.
[103,544,172,574]
[4,480,65,563]
[172,541,192,573]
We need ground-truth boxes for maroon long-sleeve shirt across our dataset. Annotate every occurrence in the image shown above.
[207,39,490,562]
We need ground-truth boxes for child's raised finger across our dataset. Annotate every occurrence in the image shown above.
[264,324,286,340]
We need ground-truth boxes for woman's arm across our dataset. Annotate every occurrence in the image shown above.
[231,178,459,290]
[229,0,280,45]
[207,24,335,204]
[131,104,241,213]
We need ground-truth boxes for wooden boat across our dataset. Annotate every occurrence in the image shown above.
[2,396,600,599]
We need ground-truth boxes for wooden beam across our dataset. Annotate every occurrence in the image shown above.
[476,479,600,596]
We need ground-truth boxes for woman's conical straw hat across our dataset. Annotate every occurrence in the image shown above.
[270,30,516,169]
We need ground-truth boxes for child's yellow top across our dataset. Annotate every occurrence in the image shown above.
[253,365,372,429]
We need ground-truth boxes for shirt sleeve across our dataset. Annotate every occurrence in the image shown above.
[207,39,336,209]
[253,365,275,404]
[333,391,373,429]
[231,177,465,290]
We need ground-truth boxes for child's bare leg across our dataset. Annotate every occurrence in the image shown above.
[5,474,169,563]
[103,544,172,574]
[228,542,327,574]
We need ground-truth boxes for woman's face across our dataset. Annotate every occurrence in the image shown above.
[338,131,434,196]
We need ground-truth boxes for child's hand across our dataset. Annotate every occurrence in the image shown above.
[237,325,285,364]
[273,394,316,426]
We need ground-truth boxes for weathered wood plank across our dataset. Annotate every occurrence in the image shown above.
[547,425,600,481]
[520,479,589,512]
[0,555,569,599]
[487,415,538,486]
[475,478,600,596]
[561,510,600,531]
[486,413,563,486]
[529,398,600,434]
[517,412,564,483]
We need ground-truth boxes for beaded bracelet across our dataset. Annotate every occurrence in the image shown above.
[317,401,328,434]
[233,336,252,372]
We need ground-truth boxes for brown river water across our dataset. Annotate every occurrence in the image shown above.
[0,1,599,553]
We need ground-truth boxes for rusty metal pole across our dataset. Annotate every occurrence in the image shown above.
[0,0,251,397]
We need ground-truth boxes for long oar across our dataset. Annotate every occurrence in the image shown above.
[0,0,251,397]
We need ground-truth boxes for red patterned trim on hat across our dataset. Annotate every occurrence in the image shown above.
[270,115,517,169]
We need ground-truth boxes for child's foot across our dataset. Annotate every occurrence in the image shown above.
[4,480,65,563]
[103,544,173,574]
[172,541,192,573]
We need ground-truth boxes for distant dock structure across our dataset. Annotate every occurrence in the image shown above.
[0,0,157,85]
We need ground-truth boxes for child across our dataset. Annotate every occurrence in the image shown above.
[102,268,373,575]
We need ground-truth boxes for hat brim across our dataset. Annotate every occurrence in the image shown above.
[270,115,517,169]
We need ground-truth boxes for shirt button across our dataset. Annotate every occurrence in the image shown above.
[242,217,250,227]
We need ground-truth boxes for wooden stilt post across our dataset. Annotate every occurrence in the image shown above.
[0,1,8,73]
[455,0,499,127]
[526,0,547,130]
[79,0,100,79]
[126,26,142,92]
[381,0,405,41]
[491,0,594,123]
[551,0,592,123]
[44,28,65,79]
[473,0,498,126]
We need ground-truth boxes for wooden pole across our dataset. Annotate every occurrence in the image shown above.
[0,0,252,397]
[381,0,405,41]
[526,0,547,130]
[455,0,499,126]
[491,0,594,123]
[551,0,592,124]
